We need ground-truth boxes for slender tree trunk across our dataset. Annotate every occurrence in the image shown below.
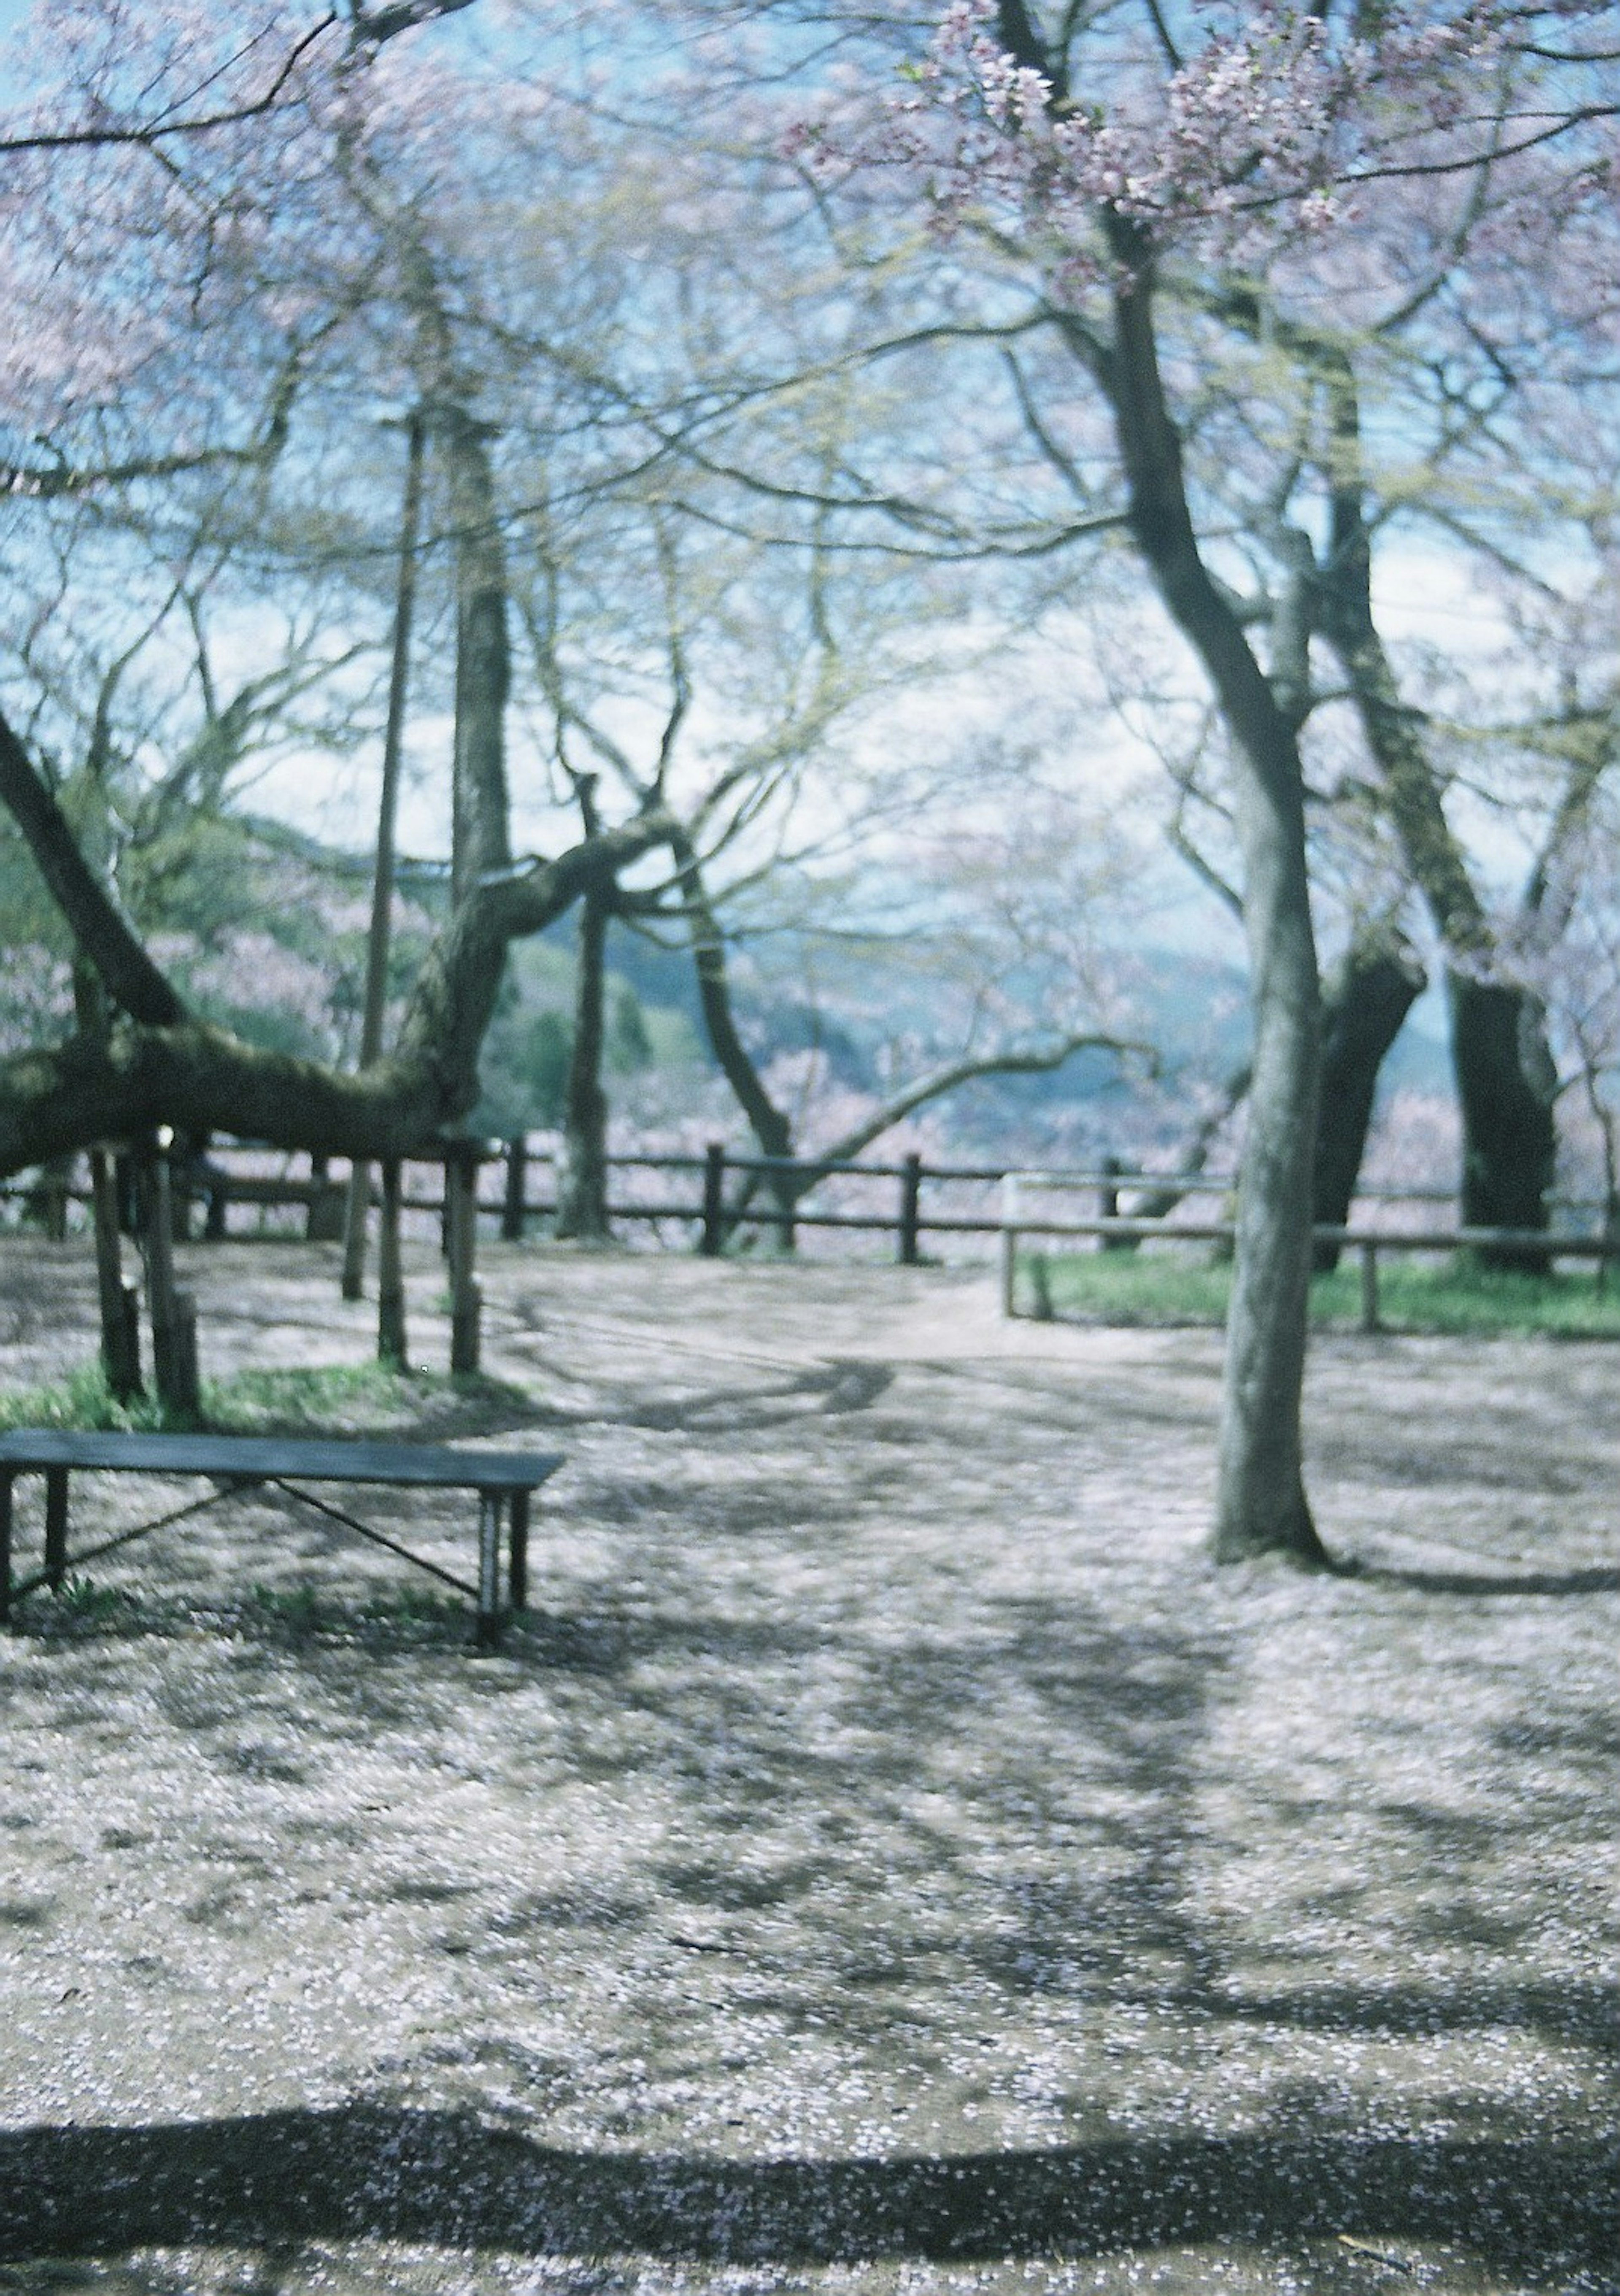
[1312,931,1426,1270]
[554,885,612,1240]
[440,404,511,910]
[1095,238,1328,1566]
[668,825,799,1243]
[343,409,426,1300]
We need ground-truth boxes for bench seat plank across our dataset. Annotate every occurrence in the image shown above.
[0,1430,562,1491]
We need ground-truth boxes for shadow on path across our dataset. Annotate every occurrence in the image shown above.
[1357,1562,1620,1599]
[1,2107,1615,2275]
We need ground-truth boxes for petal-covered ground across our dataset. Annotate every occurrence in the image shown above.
[0,1236,1617,2295]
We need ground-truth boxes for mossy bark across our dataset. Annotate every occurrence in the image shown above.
[554,887,612,1241]
[1312,935,1426,1270]
[1098,229,1328,1568]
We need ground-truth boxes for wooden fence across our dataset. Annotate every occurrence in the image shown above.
[0,1141,1000,1263]
[7,1145,1619,1315]
[999,1171,1620,1332]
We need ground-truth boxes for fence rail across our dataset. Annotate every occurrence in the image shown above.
[5,1142,1619,1294]
[1001,1199,1620,1331]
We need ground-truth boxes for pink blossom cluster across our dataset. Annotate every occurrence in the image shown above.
[794,0,1610,286]
[0,0,526,469]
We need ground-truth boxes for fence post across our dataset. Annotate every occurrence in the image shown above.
[91,1148,143,1403]
[447,1143,482,1376]
[1000,1175,1019,1318]
[1099,1153,1133,1252]
[377,1159,408,1367]
[700,1142,726,1257]
[340,1161,371,1299]
[898,1152,923,1266]
[1029,1253,1053,1321]
[307,1152,346,1243]
[143,1132,200,1417]
[502,1135,528,1242]
[1359,1240,1381,1334]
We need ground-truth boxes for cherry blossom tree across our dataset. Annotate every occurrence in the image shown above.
[0,0,689,1178]
[777,0,1620,1561]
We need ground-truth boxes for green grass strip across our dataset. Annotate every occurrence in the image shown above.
[1018,1247,1620,1336]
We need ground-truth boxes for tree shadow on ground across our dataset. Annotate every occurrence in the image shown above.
[0,2107,1615,2277]
[1355,1563,1620,1598]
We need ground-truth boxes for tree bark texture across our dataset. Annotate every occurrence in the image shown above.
[669,826,799,1238]
[344,408,426,1300]
[1098,238,1327,1567]
[0,703,672,1177]
[440,404,511,909]
[1449,973,1558,1269]
[1311,932,1426,1269]
[1319,362,1557,1253]
[554,886,612,1241]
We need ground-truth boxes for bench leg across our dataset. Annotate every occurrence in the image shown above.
[44,1468,69,1593]
[475,1491,503,1651]
[0,1473,12,1626]
[508,1487,530,1612]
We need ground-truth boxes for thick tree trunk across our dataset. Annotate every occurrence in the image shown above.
[1318,362,1557,1258]
[1311,932,1426,1270]
[0,709,673,1175]
[440,405,511,909]
[1450,973,1558,1269]
[1095,238,1328,1566]
[554,886,612,1240]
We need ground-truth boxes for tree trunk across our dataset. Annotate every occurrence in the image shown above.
[343,408,426,1300]
[1318,357,1557,1259]
[1093,235,1328,1567]
[554,886,612,1240]
[1312,932,1426,1270]
[440,404,511,910]
[0,702,674,1176]
[668,825,799,1243]
[1450,972,1558,1270]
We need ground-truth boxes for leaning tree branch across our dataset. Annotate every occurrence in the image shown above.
[799,1033,1154,1181]
[0,705,186,1027]
[0,805,676,1178]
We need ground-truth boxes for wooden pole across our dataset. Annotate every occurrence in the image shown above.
[448,1144,482,1375]
[700,1142,725,1257]
[898,1151,922,1266]
[501,1135,528,1241]
[378,1158,408,1367]
[142,1132,200,1416]
[1360,1240,1381,1334]
[91,1148,143,1403]
[343,409,426,1302]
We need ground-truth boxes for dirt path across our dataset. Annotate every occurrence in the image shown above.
[1,1237,1616,2295]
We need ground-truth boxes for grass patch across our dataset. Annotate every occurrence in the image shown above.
[206,1359,447,1432]
[0,1363,172,1435]
[0,1357,540,1440]
[1017,1245,1620,1336]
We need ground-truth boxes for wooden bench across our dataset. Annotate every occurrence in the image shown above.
[0,1429,563,1648]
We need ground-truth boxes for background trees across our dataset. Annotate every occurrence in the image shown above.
[1,0,1618,1567]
